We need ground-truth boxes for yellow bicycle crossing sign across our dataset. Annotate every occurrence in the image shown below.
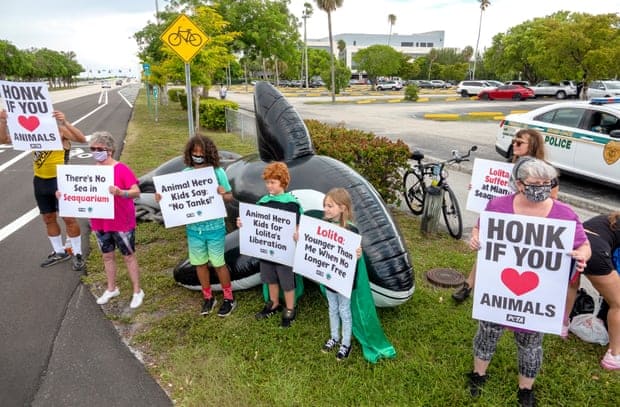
[161,14,207,62]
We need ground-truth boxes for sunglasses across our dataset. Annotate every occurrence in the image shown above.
[90,147,108,152]
[512,139,529,147]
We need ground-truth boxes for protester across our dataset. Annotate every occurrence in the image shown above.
[219,85,227,100]
[0,109,87,270]
[88,132,144,309]
[467,158,590,407]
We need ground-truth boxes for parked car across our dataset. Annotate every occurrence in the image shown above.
[587,80,620,99]
[308,80,325,88]
[530,80,578,99]
[376,80,403,91]
[115,79,123,86]
[415,80,435,89]
[495,97,620,189]
[455,80,493,97]
[430,80,450,89]
[505,80,531,87]
[485,80,504,88]
[477,85,535,101]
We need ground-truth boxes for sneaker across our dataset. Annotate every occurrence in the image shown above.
[96,288,120,305]
[40,252,71,268]
[200,297,217,316]
[255,301,282,320]
[517,387,536,407]
[281,308,296,328]
[322,338,339,353]
[336,344,351,361]
[217,299,237,317]
[71,254,86,271]
[601,350,620,370]
[467,372,487,397]
[452,282,472,303]
[130,290,144,309]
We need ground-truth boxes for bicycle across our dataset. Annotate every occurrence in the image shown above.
[402,146,477,239]
[167,27,203,47]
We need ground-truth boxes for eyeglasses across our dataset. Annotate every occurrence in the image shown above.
[520,181,553,187]
[512,139,529,147]
[90,147,107,152]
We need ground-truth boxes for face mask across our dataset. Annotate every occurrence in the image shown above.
[191,155,205,164]
[93,150,108,162]
[522,183,551,202]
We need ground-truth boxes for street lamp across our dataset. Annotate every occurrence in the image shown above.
[302,4,313,89]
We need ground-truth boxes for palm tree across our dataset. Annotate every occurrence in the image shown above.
[472,0,490,79]
[302,2,313,89]
[387,14,396,46]
[315,0,343,103]
[337,39,346,62]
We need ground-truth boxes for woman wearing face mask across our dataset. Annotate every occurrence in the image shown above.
[466,158,590,407]
[89,131,144,309]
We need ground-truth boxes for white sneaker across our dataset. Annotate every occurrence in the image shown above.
[130,289,144,309]
[97,288,120,305]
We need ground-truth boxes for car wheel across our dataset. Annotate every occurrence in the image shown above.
[461,90,469,97]
[481,93,490,100]
[556,91,566,99]
[512,93,523,101]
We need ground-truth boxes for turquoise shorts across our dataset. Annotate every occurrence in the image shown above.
[186,226,226,267]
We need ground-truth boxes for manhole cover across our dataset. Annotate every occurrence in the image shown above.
[425,268,464,288]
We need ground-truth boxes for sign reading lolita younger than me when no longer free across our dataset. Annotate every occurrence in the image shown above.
[466,158,514,213]
[238,202,297,266]
[293,215,362,299]
[473,212,576,335]
[153,167,226,228]
[0,80,63,151]
[57,165,115,219]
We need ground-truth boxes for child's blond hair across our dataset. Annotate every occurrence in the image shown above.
[324,188,354,228]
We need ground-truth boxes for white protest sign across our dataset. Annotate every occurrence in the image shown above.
[153,167,226,228]
[0,80,63,151]
[293,215,361,299]
[238,202,297,266]
[57,165,114,219]
[473,212,576,335]
[466,158,514,213]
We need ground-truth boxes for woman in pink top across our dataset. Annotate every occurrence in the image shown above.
[89,131,144,309]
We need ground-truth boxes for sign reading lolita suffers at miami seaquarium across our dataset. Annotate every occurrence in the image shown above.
[473,212,576,335]
[153,167,226,228]
[238,202,297,266]
[0,80,63,151]
[57,165,115,219]
[293,215,362,299]
[466,158,514,213]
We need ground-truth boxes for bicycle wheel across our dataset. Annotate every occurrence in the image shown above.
[189,33,202,46]
[403,168,425,215]
[168,33,181,46]
[442,186,463,239]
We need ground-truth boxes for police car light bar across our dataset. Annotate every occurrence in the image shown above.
[590,97,620,105]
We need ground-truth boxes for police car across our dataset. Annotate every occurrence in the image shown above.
[495,98,620,189]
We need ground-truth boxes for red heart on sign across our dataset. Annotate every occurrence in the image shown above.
[501,268,539,296]
[18,115,40,132]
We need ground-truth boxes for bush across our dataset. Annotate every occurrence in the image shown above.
[168,88,182,103]
[177,91,188,110]
[305,119,410,205]
[198,99,239,130]
[404,84,419,101]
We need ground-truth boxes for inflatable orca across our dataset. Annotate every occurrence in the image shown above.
[173,81,414,307]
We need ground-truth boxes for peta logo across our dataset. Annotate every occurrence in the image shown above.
[506,314,525,324]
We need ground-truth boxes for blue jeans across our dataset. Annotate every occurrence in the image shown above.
[326,289,352,347]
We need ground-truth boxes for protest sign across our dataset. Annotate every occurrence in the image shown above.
[57,165,114,219]
[0,80,63,151]
[293,215,361,298]
[473,212,576,335]
[153,167,226,228]
[466,158,514,213]
[238,202,297,266]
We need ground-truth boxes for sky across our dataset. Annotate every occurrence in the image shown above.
[1,0,618,78]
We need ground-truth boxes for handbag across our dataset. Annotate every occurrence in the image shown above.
[569,295,609,345]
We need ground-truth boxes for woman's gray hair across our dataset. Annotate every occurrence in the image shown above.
[90,131,116,153]
[510,157,557,189]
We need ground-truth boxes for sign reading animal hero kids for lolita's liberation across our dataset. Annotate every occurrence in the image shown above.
[238,202,297,266]
[473,212,576,335]
[0,80,62,151]
[466,158,514,213]
[57,165,114,219]
[293,215,362,299]
[153,167,226,228]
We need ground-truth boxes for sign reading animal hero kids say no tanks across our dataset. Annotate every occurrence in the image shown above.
[0,80,63,151]
[57,165,115,219]
[293,215,362,299]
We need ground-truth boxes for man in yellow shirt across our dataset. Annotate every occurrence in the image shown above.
[0,110,87,270]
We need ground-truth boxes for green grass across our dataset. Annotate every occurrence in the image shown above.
[83,90,620,406]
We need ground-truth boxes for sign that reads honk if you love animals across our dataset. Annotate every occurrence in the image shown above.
[57,165,114,219]
[293,215,361,299]
[473,212,576,335]
[0,80,62,151]
[239,202,297,266]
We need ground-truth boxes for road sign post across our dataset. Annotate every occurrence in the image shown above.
[160,14,208,138]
